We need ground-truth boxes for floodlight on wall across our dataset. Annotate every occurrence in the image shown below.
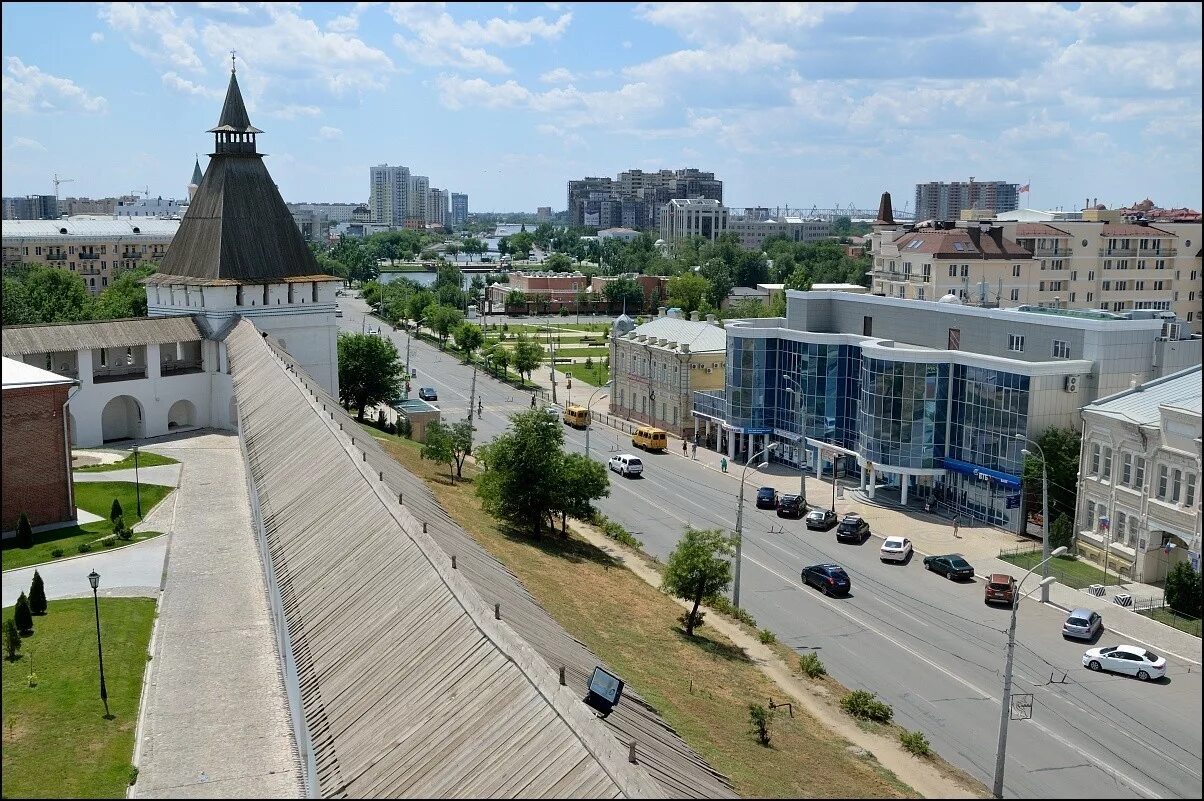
[584,666,625,717]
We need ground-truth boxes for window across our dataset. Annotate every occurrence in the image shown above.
[1010,288,1019,301]
[1085,500,1097,528]
[236,286,244,306]
[1012,264,1021,277]
[961,264,969,277]
[1171,469,1182,503]
[948,264,958,277]
[1069,292,1076,302]
[1102,447,1112,480]
[1187,473,1197,508]
[1116,515,1126,541]
[1040,281,1046,292]
[1007,334,1024,352]
[1102,281,1111,291]
[862,316,872,336]
[1157,465,1169,499]
[1052,340,1070,358]
[1135,457,1146,489]
[1135,281,1145,291]
[1121,453,1132,485]
[1091,443,1101,476]
[947,328,960,350]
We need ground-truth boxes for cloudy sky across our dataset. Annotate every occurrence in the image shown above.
[2,2,1201,213]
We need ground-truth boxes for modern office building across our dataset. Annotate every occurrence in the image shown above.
[659,198,729,245]
[2,218,180,293]
[369,163,410,227]
[450,192,469,225]
[1075,366,1200,584]
[610,310,727,439]
[914,180,1021,221]
[692,290,1201,532]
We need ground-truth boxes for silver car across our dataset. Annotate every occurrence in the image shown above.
[1062,608,1103,640]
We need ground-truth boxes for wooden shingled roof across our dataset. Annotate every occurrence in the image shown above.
[237,326,736,799]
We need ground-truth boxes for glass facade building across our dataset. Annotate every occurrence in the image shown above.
[858,359,948,470]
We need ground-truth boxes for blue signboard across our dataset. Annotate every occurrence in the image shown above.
[940,457,1022,489]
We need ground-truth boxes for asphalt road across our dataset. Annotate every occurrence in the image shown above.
[341,297,1203,799]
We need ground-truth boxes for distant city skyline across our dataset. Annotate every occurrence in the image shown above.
[2,2,1201,212]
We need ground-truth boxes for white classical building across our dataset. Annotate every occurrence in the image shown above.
[1,66,340,448]
[1075,366,1201,583]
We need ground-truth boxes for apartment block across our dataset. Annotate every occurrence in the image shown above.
[369,164,410,227]
[915,180,1020,221]
[451,193,469,226]
[427,187,449,226]
[407,174,429,225]
[3,195,58,220]
[567,168,722,230]
[2,218,179,293]
[659,198,729,245]
[728,215,832,250]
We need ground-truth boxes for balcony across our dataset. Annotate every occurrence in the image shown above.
[1098,248,1137,257]
[93,365,147,383]
[1031,247,1064,257]
[79,253,100,260]
[121,252,142,260]
[45,253,67,262]
[1147,498,1198,537]
[1139,247,1176,257]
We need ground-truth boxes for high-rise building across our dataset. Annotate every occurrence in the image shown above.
[536,206,552,221]
[3,195,58,220]
[914,180,1020,221]
[568,169,722,230]
[451,193,469,225]
[427,187,449,226]
[369,164,410,227]
[567,177,614,227]
[406,174,429,225]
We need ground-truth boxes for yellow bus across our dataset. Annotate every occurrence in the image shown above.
[563,405,591,428]
[632,426,668,452]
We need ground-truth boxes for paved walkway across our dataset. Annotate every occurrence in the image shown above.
[73,464,182,487]
[2,538,168,607]
[131,431,301,799]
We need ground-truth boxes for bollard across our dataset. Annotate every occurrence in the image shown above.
[362,452,366,462]
[378,470,383,481]
[559,666,566,686]
[422,521,427,533]
[451,555,457,569]
[494,603,501,620]
[398,492,403,505]
[628,741,637,764]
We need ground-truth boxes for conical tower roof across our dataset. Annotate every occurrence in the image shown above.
[874,191,896,226]
[190,156,204,187]
[208,70,262,134]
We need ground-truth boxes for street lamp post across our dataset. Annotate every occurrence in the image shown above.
[132,444,142,517]
[1016,434,1052,603]
[87,570,109,718]
[733,442,776,609]
[992,546,1068,798]
[781,377,808,509]
[583,382,611,461]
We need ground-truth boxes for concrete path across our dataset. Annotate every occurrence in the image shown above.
[131,431,301,799]
[73,464,182,487]
[2,538,167,607]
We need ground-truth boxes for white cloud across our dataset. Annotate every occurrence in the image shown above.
[435,74,662,128]
[90,32,104,43]
[161,71,223,100]
[387,4,571,72]
[9,136,47,152]
[317,125,343,141]
[539,67,575,84]
[393,35,510,74]
[624,37,796,80]
[2,57,108,114]
[268,104,323,120]
[635,2,855,44]
[98,3,204,72]
[327,2,380,33]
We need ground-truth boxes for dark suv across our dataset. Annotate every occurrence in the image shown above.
[836,514,870,543]
[755,486,778,509]
[776,493,804,518]
[801,563,851,596]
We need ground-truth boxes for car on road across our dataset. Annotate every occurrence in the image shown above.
[805,507,838,530]
[923,553,975,580]
[776,493,804,518]
[418,387,438,401]
[984,573,1017,605]
[1062,608,1104,641]
[544,405,560,420]
[1083,644,1166,681]
[835,513,870,543]
[608,454,643,477]
[755,486,778,509]
[335,309,343,318]
[801,563,851,596]
[879,536,913,563]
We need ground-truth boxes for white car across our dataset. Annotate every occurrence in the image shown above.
[880,536,913,563]
[608,454,643,477]
[1083,644,1167,681]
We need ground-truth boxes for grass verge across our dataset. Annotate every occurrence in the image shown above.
[557,361,609,387]
[2,482,172,572]
[999,551,1117,589]
[75,452,179,472]
[1,597,156,799]
[371,430,918,798]
[1136,606,1201,638]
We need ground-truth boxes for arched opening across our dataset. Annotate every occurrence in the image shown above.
[167,399,197,429]
[101,395,143,442]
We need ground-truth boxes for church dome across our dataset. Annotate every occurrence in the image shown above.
[612,313,636,336]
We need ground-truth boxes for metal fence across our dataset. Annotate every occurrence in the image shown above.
[1131,598,1202,638]
[995,543,1133,590]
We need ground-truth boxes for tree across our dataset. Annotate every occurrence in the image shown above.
[426,304,465,348]
[452,322,485,360]
[110,498,124,524]
[462,237,486,262]
[3,618,19,661]
[14,592,33,636]
[1021,427,1082,524]
[551,452,610,536]
[444,241,461,263]
[510,334,543,385]
[661,527,736,636]
[421,421,457,479]
[28,570,47,616]
[544,252,573,272]
[447,419,475,479]
[1,265,93,325]
[16,512,32,548]
[666,273,711,314]
[783,264,813,292]
[1049,513,1074,552]
[749,704,772,747]
[1164,561,1202,617]
[602,277,644,313]
[92,266,154,319]
[723,298,773,319]
[698,259,734,308]
[487,343,510,377]
[337,333,404,421]
[408,289,435,327]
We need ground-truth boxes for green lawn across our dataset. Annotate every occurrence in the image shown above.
[557,362,610,388]
[999,551,1116,589]
[546,346,609,358]
[2,597,156,799]
[1136,606,1201,638]
[75,452,179,473]
[2,481,172,572]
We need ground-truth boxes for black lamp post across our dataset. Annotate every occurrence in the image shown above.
[132,444,142,517]
[88,570,110,718]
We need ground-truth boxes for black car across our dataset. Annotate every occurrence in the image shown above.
[835,513,870,543]
[801,563,851,596]
[923,553,975,581]
[755,486,778,509]
[805,507,838,530]
[418,387,438,401]
[776,493,804,518]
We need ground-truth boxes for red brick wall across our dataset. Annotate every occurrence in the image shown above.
[2,385,74,531]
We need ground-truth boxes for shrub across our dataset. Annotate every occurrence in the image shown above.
[50,548,64,559]
[28,570,47,615]
[128,766,139,787]
[680,608,706,632]
[77,542,92,554]
[748,703,772,746]
[594,514,644,549]
[398,417,413,439]
[118,526,133,541]
[4,618,20,660]
[103,536,118,547]
[1165,561,1203,617]
[1049,513,1074,552]
[705,594,758,628]
[758,628,777,644]
[558,307,569,316]
[841,690,893,723]
[584,355,593,368]
[112,514,127,539]
[110,498,124,523]
[799,652,827,678]
[900,729,931,757]
[16,512,33,548]
[14,592,34,636]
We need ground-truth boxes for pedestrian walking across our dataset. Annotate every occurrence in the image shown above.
[691,441,698,460]
[953,517,961,538]
[530,393,536,408]
[682,440,688,456]
[720,456,728,473]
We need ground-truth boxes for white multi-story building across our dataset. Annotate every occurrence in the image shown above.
[727,215,832,250]
[2,218,180,293]
[427,187,449,226]
[659,198,728,246]
[369,164,410,227]
[407,174,429,224]
[1076,366,1201,583]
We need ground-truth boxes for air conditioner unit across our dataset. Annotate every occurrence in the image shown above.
[1064,375,1079,393]
[705,367,713,374]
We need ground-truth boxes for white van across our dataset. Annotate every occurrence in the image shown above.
[608,454,643,477]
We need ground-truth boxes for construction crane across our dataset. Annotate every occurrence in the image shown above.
[130,185,150,199]
[52,173,74,202]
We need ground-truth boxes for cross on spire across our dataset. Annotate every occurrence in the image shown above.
[230,49,237,73]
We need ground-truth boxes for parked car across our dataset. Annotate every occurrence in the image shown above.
[755,486,778,509]
[923,553,975,580]
[335,309,343,318]
[776,493,804,518]
[1082,644,1166,681]
[544,405,560,420]
[801,563,851,596]
[984,574,1017,605]
[805,508,838,530]
[608,454,643,477]
[1062,608,1104,641]
[879,536,913,563]
[836,513,870,543]
[418,387,438,401]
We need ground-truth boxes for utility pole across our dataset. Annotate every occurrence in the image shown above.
[467,363,478,424]
[548,319,558,404]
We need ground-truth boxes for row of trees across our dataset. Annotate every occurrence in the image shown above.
[2,263,156,326]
